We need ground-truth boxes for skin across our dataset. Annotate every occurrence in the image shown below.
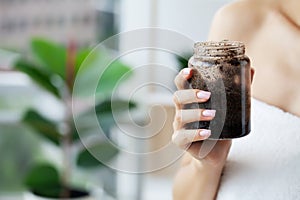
[172,0,300,199]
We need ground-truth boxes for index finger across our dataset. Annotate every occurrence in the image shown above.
[174,68,193,90]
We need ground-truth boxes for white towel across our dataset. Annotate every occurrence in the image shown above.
[217,98,300,200]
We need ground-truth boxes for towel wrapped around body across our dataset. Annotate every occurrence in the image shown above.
[216,98,300,200]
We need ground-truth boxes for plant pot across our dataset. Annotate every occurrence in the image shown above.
[23,189,95,200]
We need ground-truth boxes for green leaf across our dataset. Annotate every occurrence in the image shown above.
[75,99,136,135]
[14,59,60,98]
[23,110,61,145]
[24,163,60,191]
[31,38,67,79]
[77,142,119,168]
[95,99,136,114]
[98,113,115,135]
[96,61,132,95]
[175,53,193,71]
[72,52,106,97]
[73,50,133,98]
[75,49,92,74]
[0,124,40,191]
[71,112,110,139]
[70,121,81,141]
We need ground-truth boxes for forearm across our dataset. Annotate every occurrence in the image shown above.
[173,156,223,200]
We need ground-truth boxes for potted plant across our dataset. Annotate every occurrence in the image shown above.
[13,38,134,199]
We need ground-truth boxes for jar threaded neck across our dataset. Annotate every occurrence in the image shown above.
[194,40,245,59]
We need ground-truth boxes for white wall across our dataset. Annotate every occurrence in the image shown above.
[120,0,232,39]
[118,0,233,99]
[156,0,233,41]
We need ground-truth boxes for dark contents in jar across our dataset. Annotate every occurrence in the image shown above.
[185,41,251,139]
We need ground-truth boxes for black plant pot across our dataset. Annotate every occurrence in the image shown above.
[24,187,93,200]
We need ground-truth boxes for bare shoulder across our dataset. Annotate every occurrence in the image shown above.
[208,0,266,42]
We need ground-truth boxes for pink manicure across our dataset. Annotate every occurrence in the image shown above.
[197,91,211,99]
[202,110,216,117]
[182,68,191,75]
[200,130,211,137]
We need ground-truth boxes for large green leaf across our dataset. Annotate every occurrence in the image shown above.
[0,124,40,191]
[72,52,106,97]
[75,49,92,74]
[95,99,136,114]
[23,110,61,145]
[31,38,67,79]
[24,164,89,198]
[95,99,136,135]
[77,99,136,124]
[77,142,119,168]
[14,59,60,98]
[73,50,133,98]
[96,61,132,95]
[74,99,136,135]
[98,113,115,136]
[24,163,60,191]
[71,112,113,141]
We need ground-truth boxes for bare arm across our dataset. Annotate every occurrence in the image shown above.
[172,2,257,199]
[173,149,230,200]
[172,68,231,200]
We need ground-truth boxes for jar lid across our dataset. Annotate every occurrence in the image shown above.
[194,40,245,59]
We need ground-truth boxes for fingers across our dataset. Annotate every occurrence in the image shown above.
[174,68,193,90]
[173,89,211,109]
[173,68,215,158]
[172,129,211,149]
[173,109,216,130]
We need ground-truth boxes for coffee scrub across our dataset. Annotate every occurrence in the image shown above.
[186,40,251,139]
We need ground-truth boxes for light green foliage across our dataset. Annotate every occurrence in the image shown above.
[11,37,135,198]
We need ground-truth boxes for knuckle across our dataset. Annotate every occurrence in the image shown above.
[172,121,178,129]
[171,131,179,145]
[172,93,179,105]
[174,111,182,123]
[193,89,200,94]
[173,77,178,87]
[172,121,175,127]
[174,75,182,89]
[172,131,186,149]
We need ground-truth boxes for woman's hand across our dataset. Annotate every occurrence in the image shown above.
[172,68,232,200]
[172,68,254,200]
[172,68,232,169]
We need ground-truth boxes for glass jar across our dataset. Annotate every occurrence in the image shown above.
[186,40,251,139]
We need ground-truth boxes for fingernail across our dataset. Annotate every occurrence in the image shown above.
[200,130,211,137]
[182,68,191,75]
[197,91,211,99]
[202,110,216,117]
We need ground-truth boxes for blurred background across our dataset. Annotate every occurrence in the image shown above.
[0,0,232,199]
